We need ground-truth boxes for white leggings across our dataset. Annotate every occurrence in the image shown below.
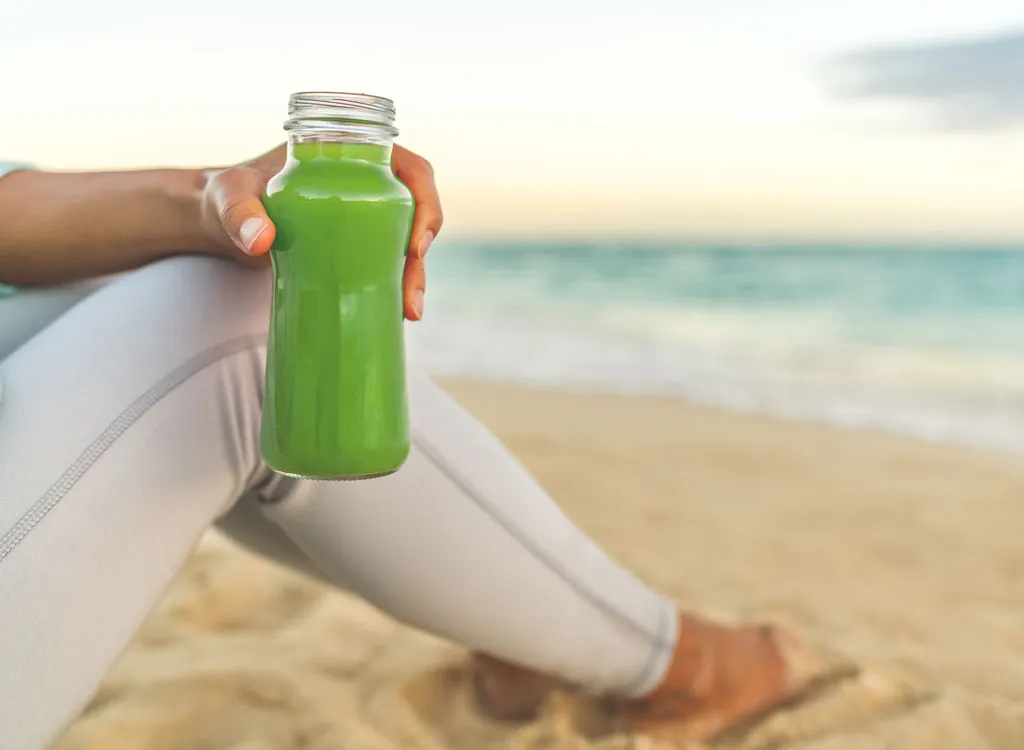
[0,256,677,750]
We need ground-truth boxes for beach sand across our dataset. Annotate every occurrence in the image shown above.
[55,380,1024,749]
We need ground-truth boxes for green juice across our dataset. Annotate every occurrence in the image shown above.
[260,139,414,479]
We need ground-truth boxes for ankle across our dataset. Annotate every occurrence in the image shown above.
[639,614,713,703]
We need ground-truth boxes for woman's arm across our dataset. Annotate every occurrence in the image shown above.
[0,168,213,286]
[0,144,442,318]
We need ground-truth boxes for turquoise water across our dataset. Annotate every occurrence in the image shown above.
[408,241,1024,452]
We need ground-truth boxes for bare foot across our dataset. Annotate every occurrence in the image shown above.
[626,615,828,742]
[471,614,842,742]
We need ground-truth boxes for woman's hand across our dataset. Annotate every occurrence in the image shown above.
[200,144,443,321]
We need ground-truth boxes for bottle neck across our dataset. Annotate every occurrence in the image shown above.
[287,139,393,166]
[283,92,399,167]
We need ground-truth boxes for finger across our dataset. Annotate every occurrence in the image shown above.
[403,253,426,321]
[393,145,443,259]
[211,168,277,256]
[246,143,287,177]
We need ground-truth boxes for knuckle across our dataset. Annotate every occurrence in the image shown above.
[217,196,245,226]
[213,169,263,219]
[406,258,426,280]
[218,192,256,227]
[413,154,434,177]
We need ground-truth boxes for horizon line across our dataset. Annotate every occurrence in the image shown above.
[438,233,1024,250]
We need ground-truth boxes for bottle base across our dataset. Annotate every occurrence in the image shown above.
[270,468,400,482]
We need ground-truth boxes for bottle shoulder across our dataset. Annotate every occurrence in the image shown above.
[266,160,412,203]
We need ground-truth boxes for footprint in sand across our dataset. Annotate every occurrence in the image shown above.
[397,656,936,750]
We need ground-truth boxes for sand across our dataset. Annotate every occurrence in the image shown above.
[54,380,1024,750]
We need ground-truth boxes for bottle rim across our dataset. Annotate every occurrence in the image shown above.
[285,91,399,143]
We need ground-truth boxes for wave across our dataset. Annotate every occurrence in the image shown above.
[408,310,1024,455]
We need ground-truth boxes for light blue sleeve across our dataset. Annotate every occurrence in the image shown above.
[0,162,32,296]
[0,162,31,181]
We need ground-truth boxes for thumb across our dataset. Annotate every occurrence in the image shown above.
[211,168,276,256]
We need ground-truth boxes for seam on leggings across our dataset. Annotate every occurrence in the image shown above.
[411,433,675,654]
[0,334,265,565]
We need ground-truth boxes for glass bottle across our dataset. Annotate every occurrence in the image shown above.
[260,92,414,479]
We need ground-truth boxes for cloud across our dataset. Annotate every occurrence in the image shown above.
[829,29,1024,129]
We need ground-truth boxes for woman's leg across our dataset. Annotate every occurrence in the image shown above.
[1,256,677,747]
[0,256,806,750]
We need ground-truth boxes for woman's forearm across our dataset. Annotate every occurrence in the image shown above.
[0,168,213,286]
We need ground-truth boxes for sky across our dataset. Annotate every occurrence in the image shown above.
[2,0,1024,243]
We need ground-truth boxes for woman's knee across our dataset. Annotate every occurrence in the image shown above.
[128,256,272,331]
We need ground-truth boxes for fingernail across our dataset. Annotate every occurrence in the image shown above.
[416,230,434,258]
[239,217,267,254]
[412,289,425,320]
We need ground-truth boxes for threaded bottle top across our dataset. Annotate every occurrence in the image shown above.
[284,92,398,144]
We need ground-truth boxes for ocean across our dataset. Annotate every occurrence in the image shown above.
[407,241,1024,454]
